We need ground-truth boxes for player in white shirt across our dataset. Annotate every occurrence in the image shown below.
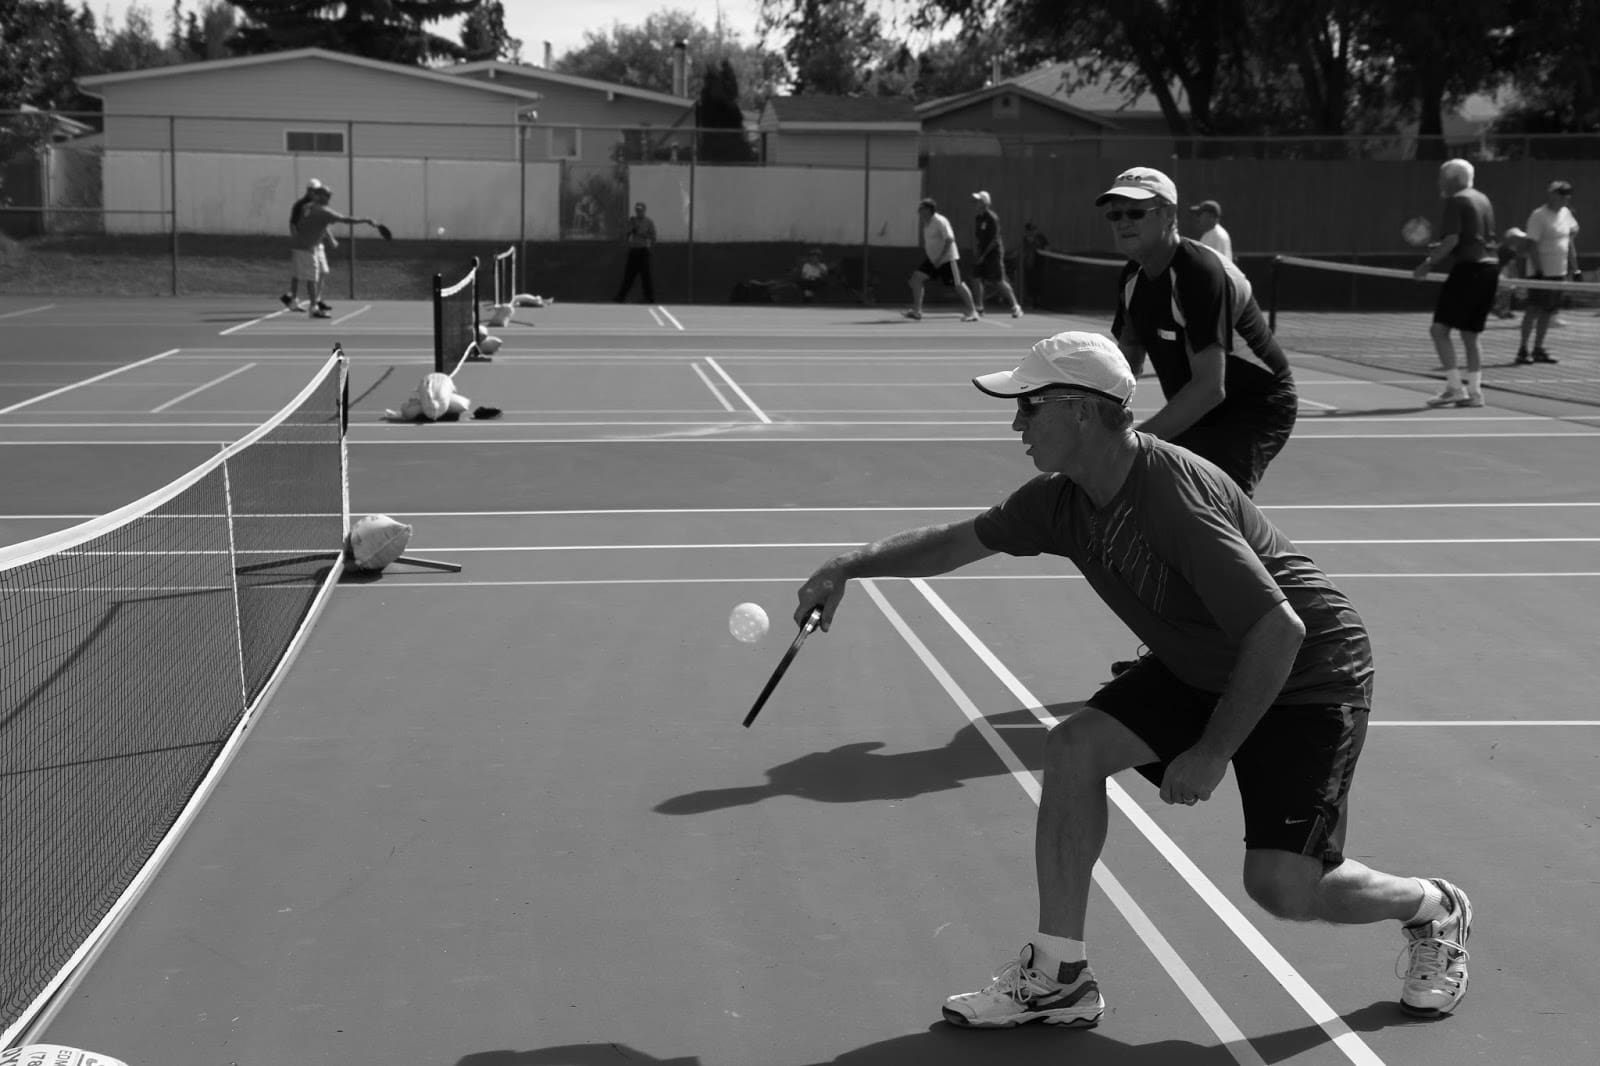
[1189,199,1234,262]
[905,197,979,321]
[1517,180,1579,364]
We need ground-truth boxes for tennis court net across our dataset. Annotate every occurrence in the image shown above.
[1,350,349,1048]
[433,257,481,376]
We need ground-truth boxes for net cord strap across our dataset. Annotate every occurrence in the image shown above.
[0,350,345,575]
[0,351,351,1051]
[1276,254,1600,294]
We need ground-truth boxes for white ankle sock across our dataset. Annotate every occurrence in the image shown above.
[1407,878,1447,926]
[1466,371,1482,393]
[1032,933,1086,972]
[1445,368,1463,389]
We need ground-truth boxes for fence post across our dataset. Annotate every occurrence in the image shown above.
[687,128,696,304]
[346,119,355,300]
[517,119,526,280]
[861,133,872,304]
[168,115,178,295]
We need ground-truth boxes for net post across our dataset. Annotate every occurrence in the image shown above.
[431,272,445,373]
[1269,255,1281,333]
[470,255,481,355]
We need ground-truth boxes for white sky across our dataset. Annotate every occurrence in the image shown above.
[90,1,772,63]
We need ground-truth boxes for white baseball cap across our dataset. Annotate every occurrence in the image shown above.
[972,331,1136,405]
[971,190,992,207]
[1094,166,1178,206]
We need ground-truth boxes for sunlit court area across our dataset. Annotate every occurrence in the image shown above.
[6,3,1600,1064]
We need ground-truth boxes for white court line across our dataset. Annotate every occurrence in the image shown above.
[330,304,372,325]
[702,356,771,423]
[355,502,1600,517]
[335,572,1600,587]
[328,430,1600,444]
[910,578,1386,1066]
[388,536,1600,551]
[860,579,1266,1066]
[218,308,290,336]
[647,307,665,327]
[0,303,55,320]
[1299,396,1338,411]
[1371,720,1600,726]
[690,362,735,412]
[150,363,256,413]
[0,349,180,416]
[656,306,685,330]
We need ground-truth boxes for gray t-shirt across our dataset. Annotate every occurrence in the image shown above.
[973,435,1373,707]
[1440,188,1497,266]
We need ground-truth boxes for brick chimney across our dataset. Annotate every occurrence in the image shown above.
[673,39,689,98]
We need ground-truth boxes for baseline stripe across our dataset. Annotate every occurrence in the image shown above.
[0,349,181,416]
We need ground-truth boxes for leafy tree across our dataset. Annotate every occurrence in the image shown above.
[228,0,476,65]
[556,7,779,111]
[758,0,886,96]
[100,2,175,73]
[696,58,755,161]
[460,0,520,62]
[1,0,104,112]
[1493,1,1600,145]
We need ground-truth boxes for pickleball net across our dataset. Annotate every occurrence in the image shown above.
[1265,256,1600,405]
[1028,249,1124,315]
[1,350,350,1048]
[432,256,481,376]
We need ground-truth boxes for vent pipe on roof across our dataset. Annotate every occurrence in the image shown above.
[544,41,552,68]
[673,39,689,98]
[991,57,1002,85]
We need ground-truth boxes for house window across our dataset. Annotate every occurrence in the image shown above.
[548,127,580,159]
[286,129,345,154]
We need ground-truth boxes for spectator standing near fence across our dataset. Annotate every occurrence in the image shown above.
[1189,199,1234,262]
[1413,159,1499,408]
[904,197,979,322]
[1516,180,1579,365]
[615,201,657,303]
[971,191,1024,318]
[1021,222,1050,308]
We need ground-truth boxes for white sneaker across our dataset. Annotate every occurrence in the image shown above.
[1011,306,1024,318]
[960,312,980,322]
[1398,879,1472,1017]
[942,944,1104,1029]
[1457,391,1485,408]
[1425,387,1467,408]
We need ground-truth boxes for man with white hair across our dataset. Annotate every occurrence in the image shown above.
[1413,159,1500,407]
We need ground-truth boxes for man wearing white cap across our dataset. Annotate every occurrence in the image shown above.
[791,331,1472,1031]
[905,197,979,322]
[1096,166,1296,498]
[971,190,1023,317]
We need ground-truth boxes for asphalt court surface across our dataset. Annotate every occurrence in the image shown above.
[2,295,1598,1065]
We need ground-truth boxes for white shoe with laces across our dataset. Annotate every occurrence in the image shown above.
[1397,878,1472,1017]
[942,944,1104,1028]
[1425,387,1467,408]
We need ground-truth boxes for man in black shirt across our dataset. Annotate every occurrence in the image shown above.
[971,191,1023,318]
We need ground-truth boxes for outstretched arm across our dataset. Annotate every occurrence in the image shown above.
[795,518,994,631]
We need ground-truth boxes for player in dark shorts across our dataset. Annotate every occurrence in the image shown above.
[1413,158,1499,408]
[971,190,1023,318]
[1097,166,1297,499]
[791,331,1472,1030]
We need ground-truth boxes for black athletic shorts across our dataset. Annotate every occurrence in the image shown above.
[916,259,960,286]
[1524,271,1566,312]
[1089,656,1369,868]
[973,253,1007,283]
[1433,260,1500,333]
[1172,383,1298,497]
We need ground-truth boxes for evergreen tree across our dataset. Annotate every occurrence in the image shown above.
[228,0,476,65]
[460,0,519,62]
[697,58,755,162]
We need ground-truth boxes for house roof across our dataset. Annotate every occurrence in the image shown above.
[760,95,921,131]
[77,47,543,102]
[935,62,1186,119]
[441,60,690,108]
[914,82,1118,129]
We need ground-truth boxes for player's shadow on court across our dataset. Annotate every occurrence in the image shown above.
[1310,404,1442,417]
[452,1001,1433,1065]
[652,705,1069,815]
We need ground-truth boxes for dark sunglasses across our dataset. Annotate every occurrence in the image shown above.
[1104,207,1153,222]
